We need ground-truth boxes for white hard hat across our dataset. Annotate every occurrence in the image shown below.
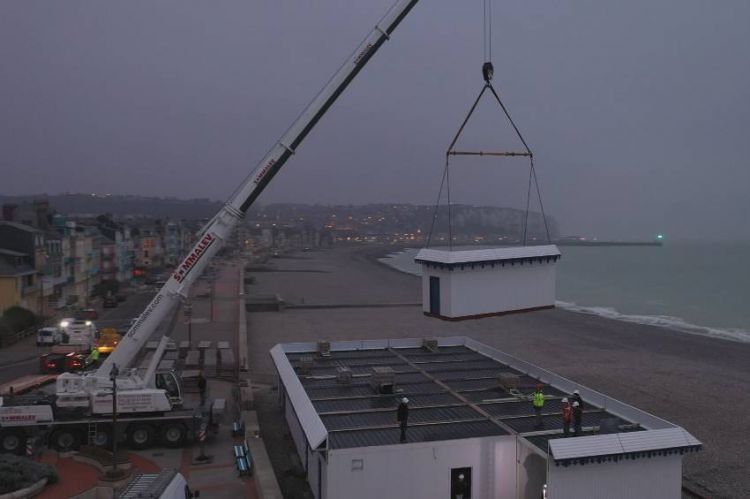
[561,397,568,403]
[573,390,580,395]
[402,397,409,404]
[458,474,464,480]
[573,401,580,407]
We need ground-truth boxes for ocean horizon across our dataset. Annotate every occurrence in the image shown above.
[379,242,750,343]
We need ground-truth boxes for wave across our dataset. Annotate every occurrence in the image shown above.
[556,301,750,343]
[378,248,750,343]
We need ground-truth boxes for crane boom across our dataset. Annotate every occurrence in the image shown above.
[97,0,421,380]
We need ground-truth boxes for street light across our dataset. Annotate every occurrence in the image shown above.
[110,363,119,475]
[184,302,193,345]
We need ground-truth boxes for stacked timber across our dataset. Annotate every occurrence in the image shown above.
[198,341,211,362]
[182,369,201,393]
[218,348,236,378]
[204,349,218,377]
[178,341,190,360]
[185,350,201,369]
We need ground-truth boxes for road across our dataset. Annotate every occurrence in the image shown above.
[0,289,156,385]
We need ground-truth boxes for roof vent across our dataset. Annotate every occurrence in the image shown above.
[599,418,620,434]
[422,338,438,352]
[298,355,314,374]
[369,366,395,394]
[498,372,520,390]
[336,365,352,385]
[318,341,331,357]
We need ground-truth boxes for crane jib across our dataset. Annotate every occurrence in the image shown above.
[173,232,217,283]
[126,293,164,339]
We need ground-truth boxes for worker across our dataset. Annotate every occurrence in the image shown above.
[454,473,468,499]
[532,384,545,429]
[571,389,584,411]
[572,401,583,436]
[397,397,409,443]
[561,397,572,437]
[198,371,207,406]
[88,347,100,365]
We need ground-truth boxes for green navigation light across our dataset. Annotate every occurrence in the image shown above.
[656,234,664,240]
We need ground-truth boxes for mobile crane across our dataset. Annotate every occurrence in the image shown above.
[0,0,421,453]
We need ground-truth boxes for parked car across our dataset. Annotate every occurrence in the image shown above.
[36,327,60,347]
[103,296,118,308]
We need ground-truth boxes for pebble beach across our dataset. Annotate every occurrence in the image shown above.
[245,245,749,499]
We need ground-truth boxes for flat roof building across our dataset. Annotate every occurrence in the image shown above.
[271,337,700,499]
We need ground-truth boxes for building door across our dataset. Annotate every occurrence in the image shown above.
[450,467,472,499]
[429,276,441,315]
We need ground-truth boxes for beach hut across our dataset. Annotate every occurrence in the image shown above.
[414,245,561,320]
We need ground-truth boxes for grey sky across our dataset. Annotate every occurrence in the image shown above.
[1,1,749,240]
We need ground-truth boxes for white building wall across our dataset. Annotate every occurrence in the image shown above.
[284,392,308,468]
[421,263,555,318]
[516,438,547,499]
[546,454,682,499]
[450,263,555,317]
[325,436,518,499]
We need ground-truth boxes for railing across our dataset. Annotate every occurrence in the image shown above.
[0,324,37,348]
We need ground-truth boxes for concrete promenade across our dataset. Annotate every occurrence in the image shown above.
[246,245,750,499]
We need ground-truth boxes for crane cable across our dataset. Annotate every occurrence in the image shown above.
[426,0,551,248]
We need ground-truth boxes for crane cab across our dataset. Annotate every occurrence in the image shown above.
[156,370,183,406]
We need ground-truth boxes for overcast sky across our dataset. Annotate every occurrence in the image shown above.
[1,1,748,240]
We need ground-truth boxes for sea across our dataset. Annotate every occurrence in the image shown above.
[379,242,750,343]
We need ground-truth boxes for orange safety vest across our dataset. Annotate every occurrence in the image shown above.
[562,405,572,423]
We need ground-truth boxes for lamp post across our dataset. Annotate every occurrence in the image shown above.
[209,277,215,322]
[184,302,193,345]
[110,363,119,474]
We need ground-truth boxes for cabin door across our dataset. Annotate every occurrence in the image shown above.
[429,276,441,315]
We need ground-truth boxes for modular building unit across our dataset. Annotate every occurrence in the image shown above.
[415,245,561,320]
[271,337,700,499]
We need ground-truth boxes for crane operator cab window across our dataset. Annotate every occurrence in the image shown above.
[156,371,182,404]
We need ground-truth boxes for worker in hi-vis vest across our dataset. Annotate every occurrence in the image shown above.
[533,384,545,429]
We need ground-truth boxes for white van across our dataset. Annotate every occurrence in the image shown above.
[36,327,60,346]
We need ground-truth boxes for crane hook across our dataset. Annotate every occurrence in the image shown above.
[482,62,494,83]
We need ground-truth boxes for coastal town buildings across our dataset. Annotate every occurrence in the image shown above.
[0,201,193,315]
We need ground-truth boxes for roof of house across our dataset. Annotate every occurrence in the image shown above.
[0,255,35,277]
[0,248,28,257]
[271,337,701,462]
[0,221,41,233]
[415,245,561,269]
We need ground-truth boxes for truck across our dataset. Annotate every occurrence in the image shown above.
[0,0,420,456]
[96,328,121,355]
[38,318,98,374]
[58,317,96,350]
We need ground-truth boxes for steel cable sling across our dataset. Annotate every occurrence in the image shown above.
[426,0,551,248]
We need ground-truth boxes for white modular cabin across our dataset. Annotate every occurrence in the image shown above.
[271,337,701,499]
[414,245,561,320]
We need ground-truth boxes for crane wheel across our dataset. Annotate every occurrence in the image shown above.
[160,423,186,448]
[50,429,80,452]
[128,423,155,450]
[0,430,26,455]
[92,428,112,448]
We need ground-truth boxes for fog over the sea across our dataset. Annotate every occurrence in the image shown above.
[1,1,748,240]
